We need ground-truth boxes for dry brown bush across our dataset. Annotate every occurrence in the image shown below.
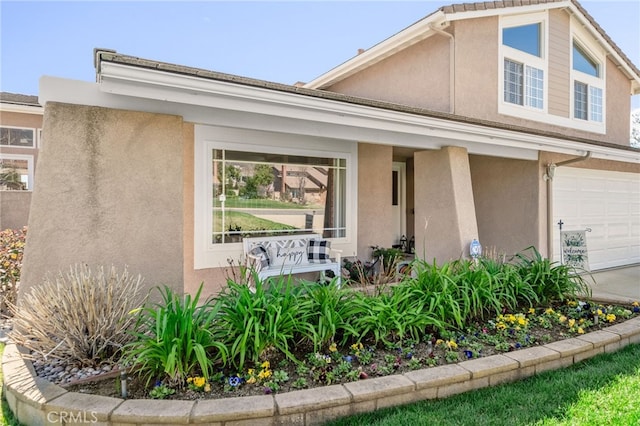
[9,264,146,366]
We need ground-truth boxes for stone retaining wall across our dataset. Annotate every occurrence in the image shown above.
[4,316,640,425]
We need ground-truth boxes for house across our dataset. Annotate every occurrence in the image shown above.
[0,92,43,229]
[20,0,640,298]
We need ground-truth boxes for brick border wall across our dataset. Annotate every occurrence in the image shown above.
[3,317,640,426]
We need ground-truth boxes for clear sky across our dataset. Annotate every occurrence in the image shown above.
[1,0,639,109]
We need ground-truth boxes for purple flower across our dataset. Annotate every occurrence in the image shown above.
[228,376,242,387]
[405,352,413,359]
[464,350,473,359]
[264,387,273,394]
[515,342,522,349]
[343,355,354,363]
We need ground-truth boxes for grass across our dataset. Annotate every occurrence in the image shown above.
[214,210,298,235]
[215,197,321,209]
[0,343,23,426]
[327,343,640,426]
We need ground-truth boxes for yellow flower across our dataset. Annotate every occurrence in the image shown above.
[632,301,639,307]
[246,376,256,384]
[447,340,458,350]
[193,377,206,388]
[9,253,17,260]
[577,327,585,334]
[567,301,578,307]
[187,377,193,383]
[261,361,270,369]
[496,322,506,330]
[247,369,255,376]
[517,317,527,326]
[329,343,337,352]
[258,369,272,380]
[545,308,555,315]
[528,308,535,314]
[436,339,444,345]
[596,309,603,316]
[204,383,211,392]
[568,319,576,328]
[558,315,567,323]
[606,313,616,323]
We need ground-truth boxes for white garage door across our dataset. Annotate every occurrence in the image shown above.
[553,167,640,270]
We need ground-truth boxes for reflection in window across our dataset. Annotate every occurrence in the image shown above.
[212,150,347,243]
[503,23,541,57]
[0,127,35,148]
[0,158,29,190]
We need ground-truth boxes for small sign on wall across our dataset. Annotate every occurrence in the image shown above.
[560,230,589,271]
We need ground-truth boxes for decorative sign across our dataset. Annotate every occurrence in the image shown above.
[560,230,589,271]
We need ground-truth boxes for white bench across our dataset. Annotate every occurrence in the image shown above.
[242,234,342,285]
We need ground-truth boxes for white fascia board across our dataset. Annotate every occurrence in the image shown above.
[51,66,640,164]
[0,103,43,115]
[303,11,448,90]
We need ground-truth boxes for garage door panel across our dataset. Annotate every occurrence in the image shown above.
[553,168,640,270]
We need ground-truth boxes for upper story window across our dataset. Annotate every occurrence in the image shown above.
[572,40,603,123]
[501,15,546,111]
[0,126,36,148]
[503,23,541,57]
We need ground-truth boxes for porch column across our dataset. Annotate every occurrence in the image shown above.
[413,146,478,262]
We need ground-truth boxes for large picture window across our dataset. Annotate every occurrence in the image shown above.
[194,125,356,269]
[212,150,347,244]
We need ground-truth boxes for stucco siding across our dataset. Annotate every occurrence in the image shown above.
[605,57,633,145]
[469,155,541,257]
[326,36,451,112]
[358,143,394,259]
[453,17,499,120]
[20,103,184,299]
[0,191,31,230]
[547,9,570,118]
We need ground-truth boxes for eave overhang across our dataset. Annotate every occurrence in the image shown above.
[40,56,640,165]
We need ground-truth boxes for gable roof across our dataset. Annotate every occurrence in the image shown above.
[303,0,640,93]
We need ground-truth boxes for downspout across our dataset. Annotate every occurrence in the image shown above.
[429,24,455,114]
[543,151,592,259]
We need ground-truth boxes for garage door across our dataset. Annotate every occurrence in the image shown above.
[553,167,640,270]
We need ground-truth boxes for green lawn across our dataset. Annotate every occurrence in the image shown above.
[215,197,321,209]
[327,343,640,426]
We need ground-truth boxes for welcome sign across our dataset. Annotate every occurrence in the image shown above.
[560,230,589,271]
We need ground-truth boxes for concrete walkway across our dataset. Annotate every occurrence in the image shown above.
[585,264,640,304]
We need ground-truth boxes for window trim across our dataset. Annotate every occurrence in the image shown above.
[499,12,549,115]
[0,153,34,191]
[570,29,606,128]
[0,125,37,149]
[194,125,357,270]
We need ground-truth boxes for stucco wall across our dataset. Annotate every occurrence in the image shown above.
[0,191,31,230]
[326,35,451,113]
[413,146,478,262]
[19,103,185,300]
[548,8,571,118]
[469,155,541,257]
[357,143,393,259]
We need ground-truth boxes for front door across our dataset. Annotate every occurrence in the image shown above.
[392,162,406,245]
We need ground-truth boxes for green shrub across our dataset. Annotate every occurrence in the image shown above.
[0,227,26,315]
[214,275,301,370]
[10,264,145,366]
[294,281,359,350]
[124,283,228,387]
[515,246,590,304]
